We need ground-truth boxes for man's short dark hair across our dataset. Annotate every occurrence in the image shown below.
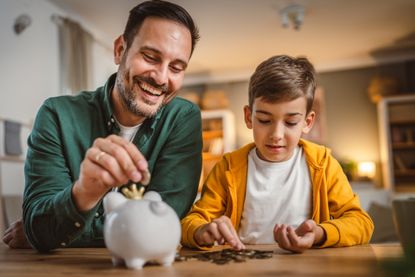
[248,55,316,114]
[123,0,200,55]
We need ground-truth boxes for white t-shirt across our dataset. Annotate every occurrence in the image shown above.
[238,146,312,244]
[115,118,141,142]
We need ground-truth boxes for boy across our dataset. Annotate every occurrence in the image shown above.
[181,55,374,253]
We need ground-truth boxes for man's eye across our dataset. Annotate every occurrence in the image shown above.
[286,122,298,126]
[170,65,184,73]
[143,54,156,62]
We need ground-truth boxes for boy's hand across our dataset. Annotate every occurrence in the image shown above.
[194,216,245,250]
[273,219,325,253]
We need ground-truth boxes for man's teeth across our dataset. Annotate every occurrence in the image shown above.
[140,82,161,96]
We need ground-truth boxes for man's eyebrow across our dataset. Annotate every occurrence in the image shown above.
[141,46,188,69]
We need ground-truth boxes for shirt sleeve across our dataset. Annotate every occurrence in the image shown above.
[23,99,99,252]
[181,156,230,249]
[318,154,374,248]
[148,103,203,219]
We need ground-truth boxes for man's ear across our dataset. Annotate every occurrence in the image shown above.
[114,35,126,65]
[302,111,316,134]
[244,105,253,129]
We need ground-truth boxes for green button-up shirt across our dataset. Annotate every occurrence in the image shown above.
[23,74,202,252]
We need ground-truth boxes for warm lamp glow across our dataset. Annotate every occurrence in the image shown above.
[357,161,376,179]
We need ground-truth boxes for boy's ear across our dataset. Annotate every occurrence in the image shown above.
[244,105,253,129]
[302,111,316,134]
[114,35,126,65]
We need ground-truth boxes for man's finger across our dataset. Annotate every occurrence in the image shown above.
[2,232,12,244]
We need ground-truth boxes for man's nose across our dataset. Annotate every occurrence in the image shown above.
[150,64,168,86]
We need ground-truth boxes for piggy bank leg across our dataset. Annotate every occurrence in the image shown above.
[111,256,124,267]
[159,252,176,267]
[125,258,145,270]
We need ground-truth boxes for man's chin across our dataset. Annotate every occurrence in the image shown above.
[133,103,162,118]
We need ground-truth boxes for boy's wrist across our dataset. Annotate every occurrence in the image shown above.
[313,225,327,246]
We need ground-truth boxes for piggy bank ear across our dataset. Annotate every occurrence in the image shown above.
[143,190,162,202]
[103,191,128,213]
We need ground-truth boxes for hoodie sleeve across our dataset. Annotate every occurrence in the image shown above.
[318,154,374,248]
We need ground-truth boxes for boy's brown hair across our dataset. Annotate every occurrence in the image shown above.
[248,55,316,113]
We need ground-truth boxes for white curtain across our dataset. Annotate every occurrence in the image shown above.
[55,16,93,95]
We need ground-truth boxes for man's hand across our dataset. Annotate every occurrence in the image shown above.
[194,216,245,250]
[2,219,32,249]
[72,134,149,212]
[273,219,326,253]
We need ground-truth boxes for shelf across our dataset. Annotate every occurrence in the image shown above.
[378,94,415,192]
[389,119,415,125]
[392,142,415,149]
[0,155,25,163]
[202,130,223,140]
[394,183,415,193]
[395,170,415,177]
[202,152,222,161]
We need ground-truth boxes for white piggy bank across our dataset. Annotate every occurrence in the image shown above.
[103,191,181,269]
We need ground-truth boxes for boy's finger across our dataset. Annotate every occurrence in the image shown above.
[216,221,237,246]
[229,223,245,250]
[295,220,314,236]
[208,222,224,243]
[287,226,302,251]
[273,224,280,242]
[277,225,292,250]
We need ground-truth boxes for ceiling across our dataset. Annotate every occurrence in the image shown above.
[48,0,415,82]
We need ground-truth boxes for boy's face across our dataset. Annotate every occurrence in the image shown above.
[244,96,315,162]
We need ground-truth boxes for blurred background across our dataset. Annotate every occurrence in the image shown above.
[1,0,415,241]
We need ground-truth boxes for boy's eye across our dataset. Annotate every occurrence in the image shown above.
[286,122,298,126]
[257,119,271,124]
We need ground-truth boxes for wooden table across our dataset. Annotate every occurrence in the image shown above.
[0,243,403,276]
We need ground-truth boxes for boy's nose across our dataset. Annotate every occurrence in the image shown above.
[270,124,284,141]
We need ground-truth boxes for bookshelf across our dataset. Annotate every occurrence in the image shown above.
[378,94,415,192]
[199,110,235,190]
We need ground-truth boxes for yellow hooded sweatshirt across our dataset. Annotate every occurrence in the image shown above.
[181,139,374,249]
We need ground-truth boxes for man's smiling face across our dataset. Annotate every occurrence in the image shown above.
[114,17,192,120]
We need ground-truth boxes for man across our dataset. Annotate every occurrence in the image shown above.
[2,0,202,252]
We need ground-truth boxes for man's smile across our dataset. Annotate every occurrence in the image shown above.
[138,80,162,96]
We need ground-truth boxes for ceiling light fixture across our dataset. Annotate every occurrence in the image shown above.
[280,4,305,31]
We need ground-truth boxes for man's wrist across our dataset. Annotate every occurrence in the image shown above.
[71,181,106,212]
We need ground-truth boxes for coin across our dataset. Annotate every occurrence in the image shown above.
[175,248,274,265]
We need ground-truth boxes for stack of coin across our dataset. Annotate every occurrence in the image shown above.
[175,249,274,265]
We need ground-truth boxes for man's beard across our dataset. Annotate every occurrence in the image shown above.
[115,69,169,118]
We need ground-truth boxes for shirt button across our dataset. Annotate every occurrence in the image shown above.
[107,121,111,126]
[74,222,81,228]
[60,242,66,247]
[111,118,115,123]
[95,212,100,218]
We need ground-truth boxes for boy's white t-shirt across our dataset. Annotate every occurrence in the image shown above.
[238,146,312,244]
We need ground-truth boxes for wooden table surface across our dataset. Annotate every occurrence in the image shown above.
[0,242,403,276]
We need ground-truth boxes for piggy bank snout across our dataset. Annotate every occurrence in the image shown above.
[149,201,169,216]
